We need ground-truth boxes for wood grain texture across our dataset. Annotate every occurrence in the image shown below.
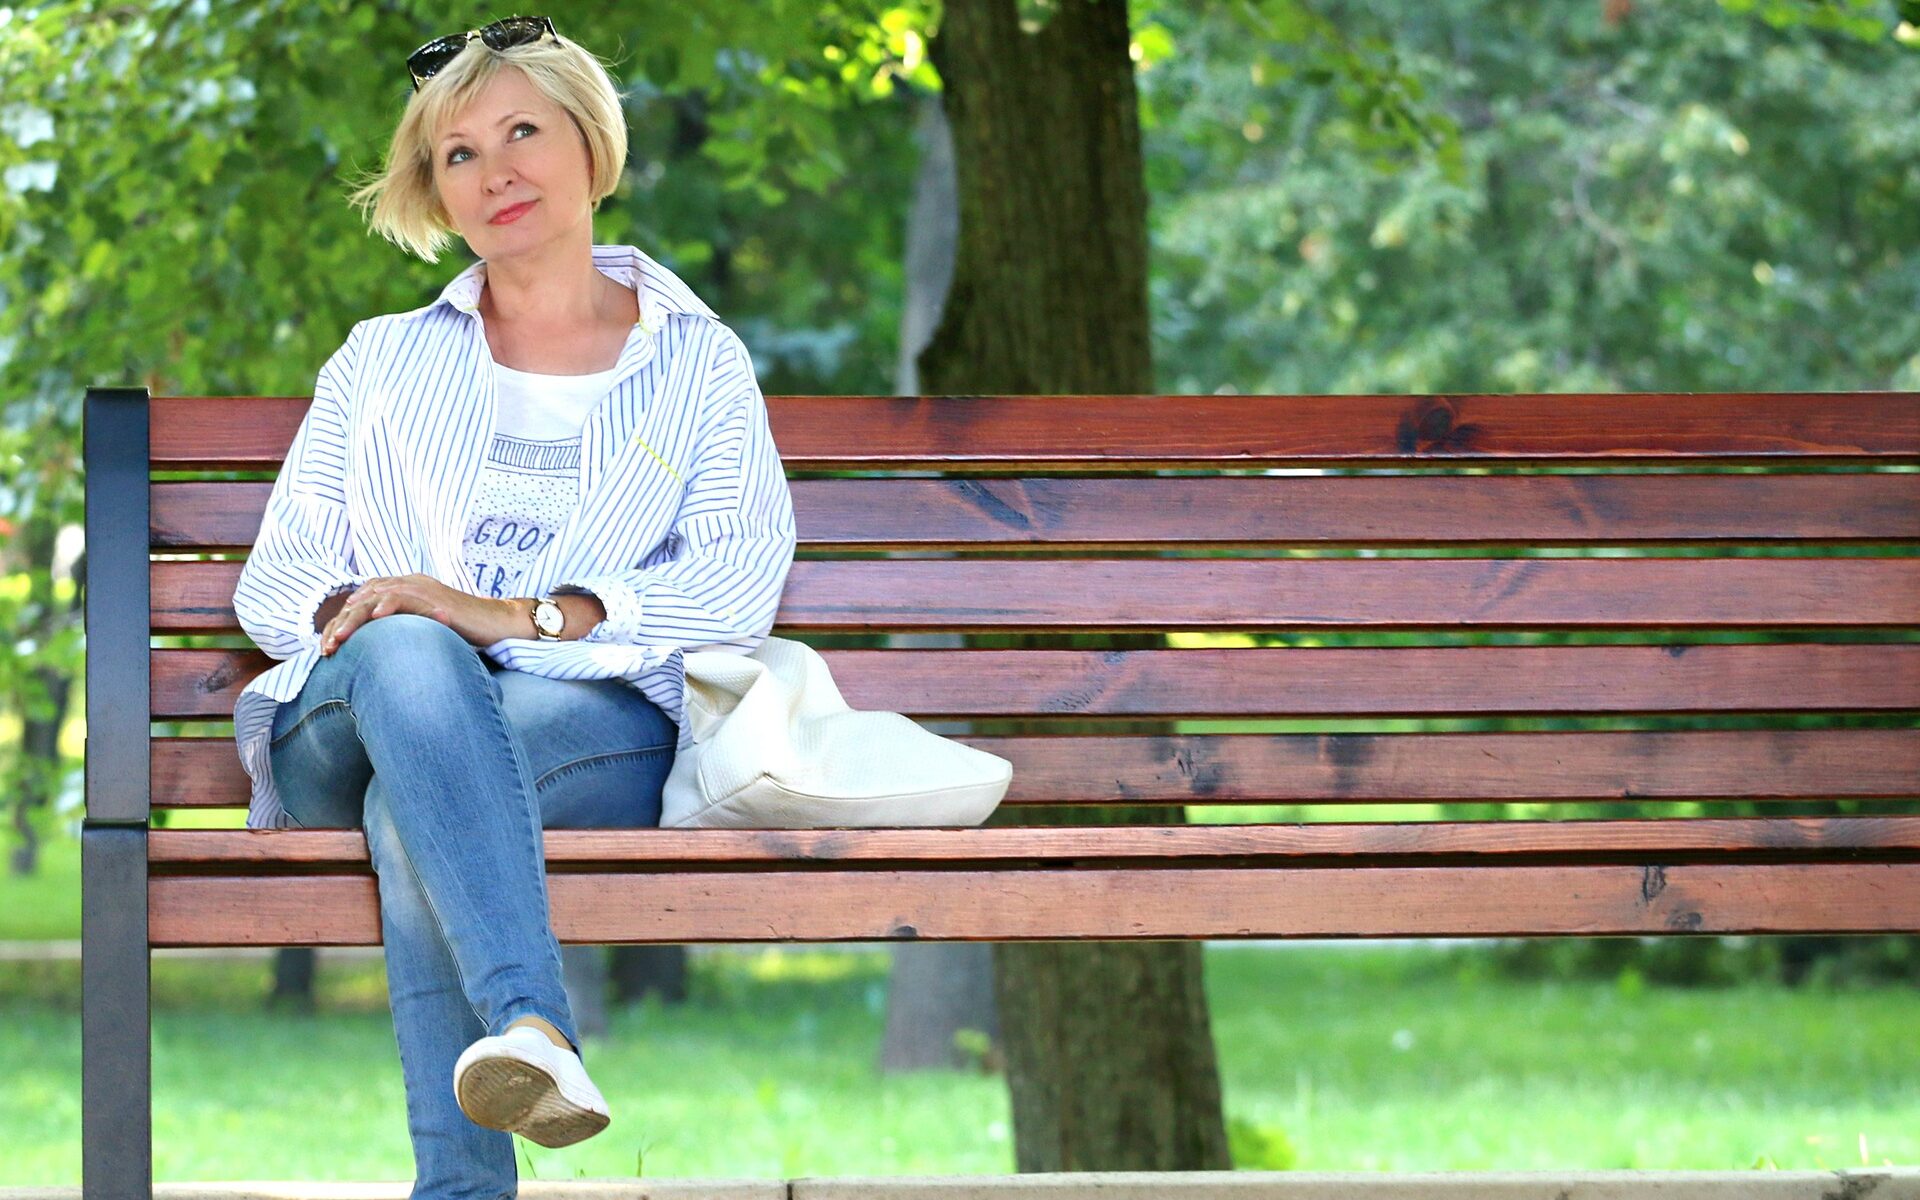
[148,392,1920,469]
[134,390,1920,941]
[152,643,1920,721]
[152,472,1920,551]
[151,728,1920,810]
[155,555,1920,634]
[145,816,1920,868]
[148,862,1920,945]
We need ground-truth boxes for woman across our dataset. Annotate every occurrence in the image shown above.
[227,15,797,1191]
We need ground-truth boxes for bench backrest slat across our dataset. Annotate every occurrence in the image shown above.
[150,642,1920,723]
[149,726,1920,812]
[147,393,1920,466]
[154,557,1920,633]
[154,473,1920,550]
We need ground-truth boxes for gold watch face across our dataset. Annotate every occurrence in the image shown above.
[534,599,564,636]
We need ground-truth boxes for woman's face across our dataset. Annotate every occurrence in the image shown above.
[431,65,592,257]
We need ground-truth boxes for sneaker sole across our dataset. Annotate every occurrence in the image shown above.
[454,1053,610,1148]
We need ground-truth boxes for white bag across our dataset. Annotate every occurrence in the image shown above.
[659,635,1013,829]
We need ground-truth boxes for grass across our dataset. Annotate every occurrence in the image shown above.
[0,830,79,942]
[0,940,1913,1184]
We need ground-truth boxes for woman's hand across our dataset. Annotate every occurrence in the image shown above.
[320,574,518,655]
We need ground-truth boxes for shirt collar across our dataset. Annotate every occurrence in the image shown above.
[430,242,718,335]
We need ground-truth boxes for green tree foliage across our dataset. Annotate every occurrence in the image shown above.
[1147,0,1920,394]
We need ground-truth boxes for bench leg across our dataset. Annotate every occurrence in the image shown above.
[82,823,151,1200]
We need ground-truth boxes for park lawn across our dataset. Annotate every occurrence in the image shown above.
[0,829,79,942]
[0,941,1912,1184]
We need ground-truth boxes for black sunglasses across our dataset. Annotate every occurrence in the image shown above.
[406,15,558,91]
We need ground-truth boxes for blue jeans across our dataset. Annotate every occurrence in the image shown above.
[266,613,674,1199]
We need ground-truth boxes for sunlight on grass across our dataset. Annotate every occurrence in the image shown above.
[736,946,876,984]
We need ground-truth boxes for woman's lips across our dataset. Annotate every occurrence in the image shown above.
[490,200,536,225]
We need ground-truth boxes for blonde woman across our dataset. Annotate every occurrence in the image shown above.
[229,14,796,1189]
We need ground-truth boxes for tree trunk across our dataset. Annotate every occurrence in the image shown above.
[268,947,316,1013]
[878,82,1004,1077]
[919,0,1229,1170]
[610,944,689,1005]
[8,517,81,877]
[895,84,960,400]
[562,944,610,1037]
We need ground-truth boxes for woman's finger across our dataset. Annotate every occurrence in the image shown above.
[325,588,399,654]
[323,601,356,654]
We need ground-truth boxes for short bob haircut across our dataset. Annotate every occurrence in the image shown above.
[347,27,628,264]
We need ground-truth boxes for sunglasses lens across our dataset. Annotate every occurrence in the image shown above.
[407,37,465,84]
[480,16,554,50]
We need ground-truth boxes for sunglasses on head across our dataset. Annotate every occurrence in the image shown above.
[406,15,558,92]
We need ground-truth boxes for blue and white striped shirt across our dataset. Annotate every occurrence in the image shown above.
[229,243,798,831]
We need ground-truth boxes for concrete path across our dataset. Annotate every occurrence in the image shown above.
[4,1170,1917,1199]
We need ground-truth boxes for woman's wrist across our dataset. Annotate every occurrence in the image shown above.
[550,591,608,639]
[490,593,608,642]
[478,597,536,644]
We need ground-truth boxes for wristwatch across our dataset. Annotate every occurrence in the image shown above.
[530,595,566,640]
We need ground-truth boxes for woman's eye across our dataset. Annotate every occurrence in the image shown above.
[446,122,537,166]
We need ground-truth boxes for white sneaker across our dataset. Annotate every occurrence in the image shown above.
[452,1025,611,1148]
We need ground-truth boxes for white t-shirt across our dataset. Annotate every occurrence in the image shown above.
[460,359,619,607]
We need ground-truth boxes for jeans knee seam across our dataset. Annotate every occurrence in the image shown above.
[268,697,349,750]
[535,744,673,791]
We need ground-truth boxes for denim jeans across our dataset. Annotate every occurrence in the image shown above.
[266,612,674,1199]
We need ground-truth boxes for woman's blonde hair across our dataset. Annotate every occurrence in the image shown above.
[346,27,628,264]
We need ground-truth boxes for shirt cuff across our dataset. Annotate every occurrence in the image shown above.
[549,576,641,644]
[298,574,368,655]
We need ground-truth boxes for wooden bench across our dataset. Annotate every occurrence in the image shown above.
[82,385,1919,1197]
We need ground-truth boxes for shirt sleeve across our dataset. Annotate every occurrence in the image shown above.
[230,321,372,661]
[548,326,797,653]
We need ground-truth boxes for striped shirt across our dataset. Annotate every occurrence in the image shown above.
[459,360,618,606]
[229,243,798,831]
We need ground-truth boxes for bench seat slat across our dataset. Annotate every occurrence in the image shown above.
[148,862,1920,945]
[155,557,1920,634]
[152,643,1920,721]
[144,817,1920,869]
